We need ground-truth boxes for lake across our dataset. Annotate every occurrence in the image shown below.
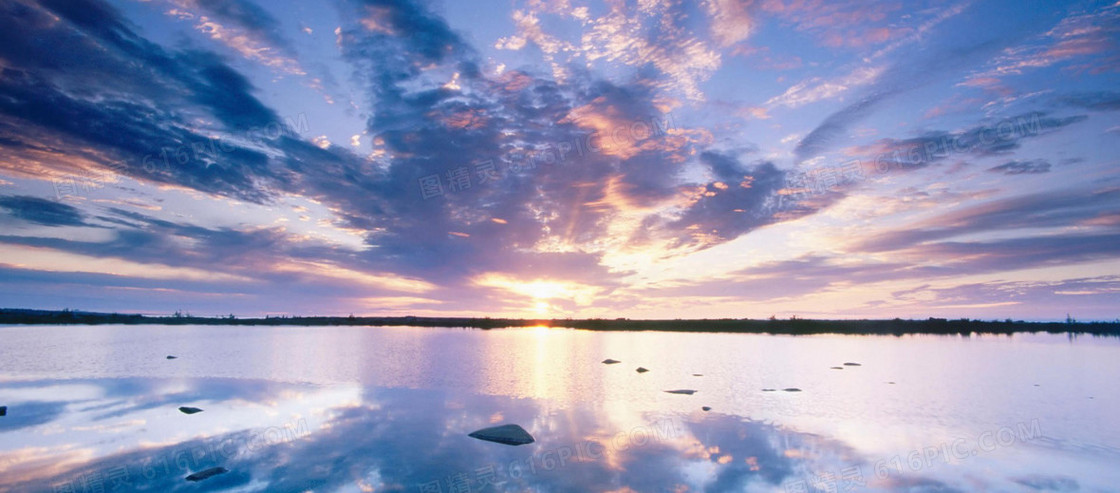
[1,325,1117,492]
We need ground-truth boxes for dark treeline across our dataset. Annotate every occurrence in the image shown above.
[2,308,1118,336]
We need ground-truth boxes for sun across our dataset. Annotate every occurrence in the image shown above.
[517,280,571,300]
[533,300,550,316]
[473,273,597,317]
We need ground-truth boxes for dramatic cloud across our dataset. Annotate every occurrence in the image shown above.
[659,153,788,249]
[1,0,1118,319]
[794,34,1034,162]
[1059,91,1120,111]
[0,195,88,227]
[758,0,910,48]
[854,188,1120,254]
[963,2,1120,82]
[844,112,1088,171]
[988,159,1051,175]
[498,0,723,100]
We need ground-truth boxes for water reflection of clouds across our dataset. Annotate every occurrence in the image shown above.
[1,377,864,492]
[202,386,850,492]
[0,376,1109,492]
[0,400,69,433]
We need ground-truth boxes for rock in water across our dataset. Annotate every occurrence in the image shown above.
[664,389,697,395]
[185,467,228,482]
[636,367,649,373]
[783,388,802,392]
[602,359,621,364]
[692,374,703,377]
[179,406,204,414]
[0,406,6,416]
[468,424,535,446]
[843,362,861,366]
[830,367,843,370]
[761,388,776,392]
[702,406,711,411]
[166,355,177,359]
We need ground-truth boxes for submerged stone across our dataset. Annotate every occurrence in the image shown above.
[468,424,535,446]
[179,406,204,414]
[602,359,621,364]
[636,367,649,373]
[185,467,228,482]
[664,389,697,395]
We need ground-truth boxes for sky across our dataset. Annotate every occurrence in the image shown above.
[0,0,1117,321]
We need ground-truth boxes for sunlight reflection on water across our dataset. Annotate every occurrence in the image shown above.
[0,325,1118,491]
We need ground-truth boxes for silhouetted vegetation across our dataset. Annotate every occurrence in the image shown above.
[2,308,1118,336]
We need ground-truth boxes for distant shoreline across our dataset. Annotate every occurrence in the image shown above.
[2,308,1118,336]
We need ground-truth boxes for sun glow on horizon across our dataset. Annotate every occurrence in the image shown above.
[473,273,601,316]
[533,300,551,316]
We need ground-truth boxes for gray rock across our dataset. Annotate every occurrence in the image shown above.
[636,367,649,373]
[602,359,621,364]
[783,388,802,392]
[843,362,861,366]
[830,367,843,370]
[179,406,203,414]
[468,424,535,446]
[166,355,177,359]
[761,388,776,392]
[185,467,228,482]
[664,389,697,395]
[692,374,703,376]
[701,406,711,411]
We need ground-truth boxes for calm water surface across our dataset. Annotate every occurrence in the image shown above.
[1,325,1117,492]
